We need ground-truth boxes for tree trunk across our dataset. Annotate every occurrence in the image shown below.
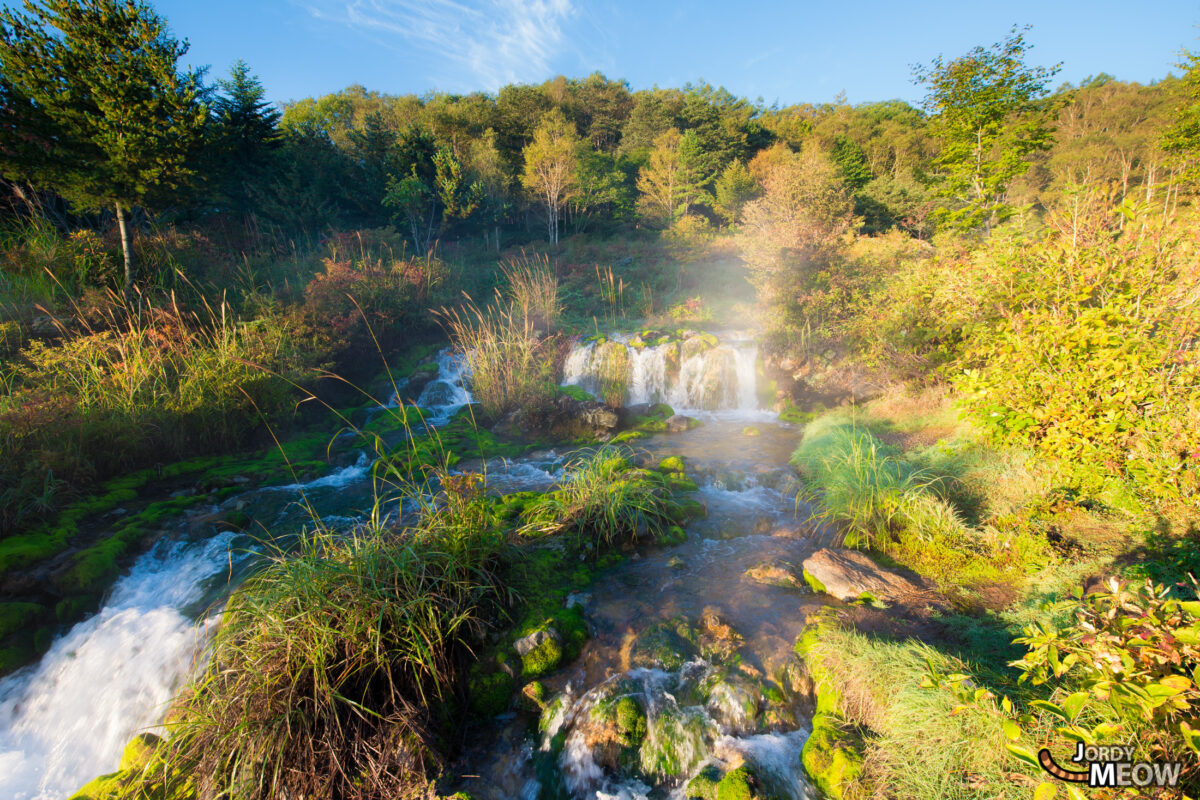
[116,201,135,298]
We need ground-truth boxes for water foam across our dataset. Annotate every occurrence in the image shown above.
[0,533,245,800]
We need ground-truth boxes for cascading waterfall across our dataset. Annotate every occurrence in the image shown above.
[0,350,479,800]
[532,663,815,800]
[0,533,249,800]
[561,331,759,411]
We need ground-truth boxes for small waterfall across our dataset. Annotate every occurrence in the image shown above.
[0,533,248,800]
[561,332,758,412]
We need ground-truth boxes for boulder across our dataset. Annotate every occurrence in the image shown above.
[665,414,698,433]
[800,547,924,603]
[514,627,559,657]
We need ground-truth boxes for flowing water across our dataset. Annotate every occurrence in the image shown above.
[0,330,827,799]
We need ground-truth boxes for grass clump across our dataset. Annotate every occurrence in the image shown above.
[438,261,562,420]
[520,447,684,550]
[792,414,1044,594]
[152,482,506,800]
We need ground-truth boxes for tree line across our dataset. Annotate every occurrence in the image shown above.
[0,3,1194,296]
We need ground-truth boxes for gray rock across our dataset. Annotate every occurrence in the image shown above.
[800,547,924,603]
[665,414,698,433]
[514,628,560,657]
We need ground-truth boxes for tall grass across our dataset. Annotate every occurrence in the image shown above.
[792,415,1043,593]
[502,252,560,334]
[791,416,954,547]
[0,288,315,530]
[437,260,562,420]
[807,624,1045,799]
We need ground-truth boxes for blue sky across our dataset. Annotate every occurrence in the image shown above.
[153,1,1199,107]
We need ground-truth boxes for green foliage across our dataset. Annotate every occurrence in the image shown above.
[154,495,506,799]
[1009,580,1200,779]
[1162,49,1200,182]
[0,0,208,290]
[955,202,1200,507]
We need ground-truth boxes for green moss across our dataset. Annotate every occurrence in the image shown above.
[779,401,821,425]
[661,525,687,546]
[521,634,564,679]
[615,695,647,747]
[801,568,827,594]
[559,384,596,402]
[468,669,515,717]
[686,764,724,800]
[119,732,162,772]
[716,766,753,800]
[802,714,864,799]
[54,594,97,623]
[742,426,761,437]
[630,618,699,670]
[667,475,699,493]
[0,532,71,573]
[0,643,33,674]
[67,771,124,800]
[0,602,45,638]
[56,538,128,595]
[657,456,686,473]
[554,605,590,662]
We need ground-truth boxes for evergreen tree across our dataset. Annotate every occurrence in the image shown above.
[0,0,208,294]
[212,59,280,220]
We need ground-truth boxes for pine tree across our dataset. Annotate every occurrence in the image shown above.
[0,0,208,294]
[212,59,280,220]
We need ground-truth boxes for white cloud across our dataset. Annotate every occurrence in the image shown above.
[305,0,575,89]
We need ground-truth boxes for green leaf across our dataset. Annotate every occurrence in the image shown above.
[1062,691,1089,721]
[1034,782,1058,800]
[1006,743,1041,769]
[1002,719,1021,741]
[1030,700,1067,720]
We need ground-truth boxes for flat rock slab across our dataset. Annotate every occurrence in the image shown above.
[801,547,924,603]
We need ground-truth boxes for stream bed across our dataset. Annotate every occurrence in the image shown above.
[0,332,830,800]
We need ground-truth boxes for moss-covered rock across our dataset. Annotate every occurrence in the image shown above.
[802,714,863,799]
[630,618,699,670]
[686,763,724,799]
[716,766,754,800]
[118,732,162,772]
[0,602,45,638]
[520,632,564,679]
[468,669,516,717]
[657,455,686,474]
[661,525,687,546]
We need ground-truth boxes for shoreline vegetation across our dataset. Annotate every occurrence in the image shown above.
[0,2,1196,797]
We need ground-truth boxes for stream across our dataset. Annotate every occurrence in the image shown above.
[0,331,828,800]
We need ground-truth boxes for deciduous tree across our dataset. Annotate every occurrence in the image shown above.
[913,26,1060,232]
[521,109,578,244]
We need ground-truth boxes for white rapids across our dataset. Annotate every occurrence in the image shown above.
[0,533,247,800]
[0,349,479,799]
